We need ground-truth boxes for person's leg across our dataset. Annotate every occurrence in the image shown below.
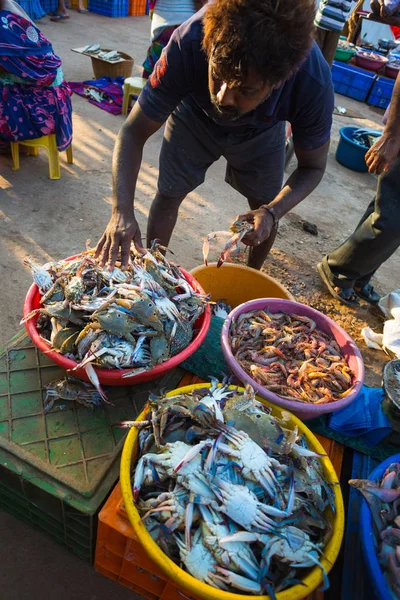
[314,26,327,55]
[147,192,187,247]
[224,121,286,270]
[77,0,88,12]
[147,102,222,247]
[370,0,380,16]
[55,0,68,15]
[321,30,341,67]
[50,0,70,18]
[322,159,400,292]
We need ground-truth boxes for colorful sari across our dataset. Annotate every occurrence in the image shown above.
[142,0,197,78]
[0,8,72,151]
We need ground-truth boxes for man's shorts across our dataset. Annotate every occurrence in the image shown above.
[157,101,286,205]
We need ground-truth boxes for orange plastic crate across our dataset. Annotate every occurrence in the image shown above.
[129,0,146,15]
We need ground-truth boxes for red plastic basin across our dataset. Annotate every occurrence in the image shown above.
[221,298,364,420]
[23,259,211,386]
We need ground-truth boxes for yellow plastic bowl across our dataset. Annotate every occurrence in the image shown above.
[190,263,294,308]
[120,384,344,600]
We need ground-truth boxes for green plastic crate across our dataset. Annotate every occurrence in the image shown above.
[0,331,183,562]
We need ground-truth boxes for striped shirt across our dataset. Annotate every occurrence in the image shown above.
[151,0,197,40]
[315,0,353,32]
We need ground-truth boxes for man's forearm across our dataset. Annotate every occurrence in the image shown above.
[112,123,143,216]
[111,104,163,216]
[267,164,325,220]
[385,72,400,136]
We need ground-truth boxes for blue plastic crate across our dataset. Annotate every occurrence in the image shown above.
[331,61,376,102]
[367,76,395,109]
[88,0,128,16]
[40,0,57,13]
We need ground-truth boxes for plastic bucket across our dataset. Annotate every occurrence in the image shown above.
[336,126,370,172]
[220,298,364,421]
[359,453,400,600]
[120,383,345,600]
[23,256,211,386]
[190,263,294,308]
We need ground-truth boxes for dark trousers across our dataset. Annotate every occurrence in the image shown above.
[315,27,341,67]
[323,159,400,288]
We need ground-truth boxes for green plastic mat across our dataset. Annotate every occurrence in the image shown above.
[0,330,183,507]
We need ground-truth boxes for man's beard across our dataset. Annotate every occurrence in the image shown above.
[210,94,242,120]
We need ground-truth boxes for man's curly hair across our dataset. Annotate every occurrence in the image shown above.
[203,0,317,86]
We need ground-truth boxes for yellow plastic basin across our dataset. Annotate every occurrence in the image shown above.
[190,263,294,308]
[120,383,344,600]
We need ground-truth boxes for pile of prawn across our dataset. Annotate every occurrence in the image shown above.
[229,309,355,404]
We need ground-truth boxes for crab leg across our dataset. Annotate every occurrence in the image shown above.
[213,568,262,593]
[83,363,109,404]
[185,497,195,549]
[174,440,213,473]
[202,231,231,266]
[133,456,146,501]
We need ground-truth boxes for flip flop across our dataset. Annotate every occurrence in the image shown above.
[78,8,88,12]
[354,282,380,304]
[50,13,70,20]
[317,262,359,308]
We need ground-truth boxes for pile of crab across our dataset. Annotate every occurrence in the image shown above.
[22,243,208,386]
[125,379,335,598]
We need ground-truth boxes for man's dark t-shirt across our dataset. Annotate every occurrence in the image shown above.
[139,8,334,151]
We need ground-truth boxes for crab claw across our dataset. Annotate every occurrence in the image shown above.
[203,236,210,266]
[213,567,262,593]
[174,439,212,473]
[133,456,145,501]
[83,363,109,404]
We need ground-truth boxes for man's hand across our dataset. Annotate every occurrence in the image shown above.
[365,133,400,175]
[95,210,145,269]
[235,208,275,246]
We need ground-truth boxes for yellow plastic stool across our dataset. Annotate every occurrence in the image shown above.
[10,134,73,180]
[122,77,147,116]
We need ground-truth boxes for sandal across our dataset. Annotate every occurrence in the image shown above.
[354,282,380,304]
[317,262,359,308]
[78,8,88,12]
[50,13,70,20]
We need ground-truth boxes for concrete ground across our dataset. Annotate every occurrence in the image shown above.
[0,10,399,600]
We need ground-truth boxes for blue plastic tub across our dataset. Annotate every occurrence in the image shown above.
[332,61,376,102]
[336,126,376,172]
[359,453,400,600]
[368,76,395,109]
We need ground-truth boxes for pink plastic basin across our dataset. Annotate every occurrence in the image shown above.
[23,258,211,386]
[355,51,388,72]
[221,298,364,420]
[385,63,400,79]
